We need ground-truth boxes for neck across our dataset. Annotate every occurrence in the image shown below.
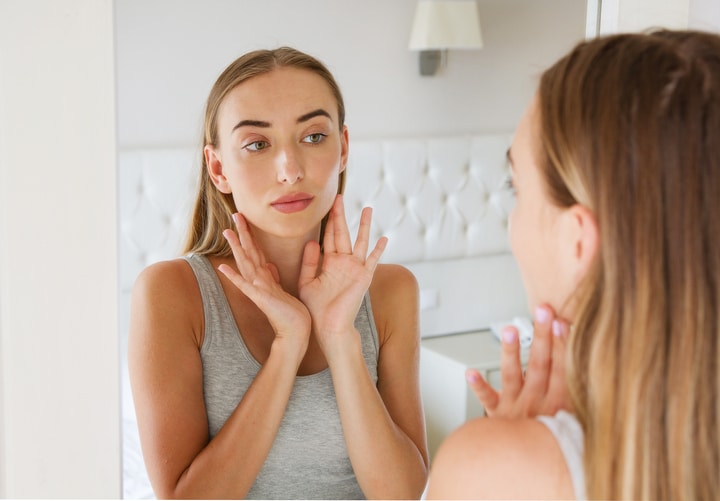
[250,227,321,297]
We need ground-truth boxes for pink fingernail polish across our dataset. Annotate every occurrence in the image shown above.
[535,306,550,324]
[502,327,516,343]
[552,320,563,337]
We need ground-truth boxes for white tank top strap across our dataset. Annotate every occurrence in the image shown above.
[536,410,586,500]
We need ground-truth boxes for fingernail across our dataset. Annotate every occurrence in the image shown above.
[502,327,516,343]
[466,371,480,384]
[552,320,563,337]
[535,306,550,324]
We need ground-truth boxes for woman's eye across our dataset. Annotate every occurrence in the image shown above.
[303,133,326,144]
[244,140,269,152]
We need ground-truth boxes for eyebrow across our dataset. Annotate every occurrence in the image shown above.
[231,109,332,133]
[232,119,270,131]
[297,108,332,123]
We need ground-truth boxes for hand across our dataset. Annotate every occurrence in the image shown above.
[466,305,571,418]
[218,213,311,354]
[298,195,387,354]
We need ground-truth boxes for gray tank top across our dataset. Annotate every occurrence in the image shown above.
[536,410,586,500]
[184,254,379,499]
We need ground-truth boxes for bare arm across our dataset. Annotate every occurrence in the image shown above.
[330,264,429,499]
[298,196,429,498]
[129,240,310,498]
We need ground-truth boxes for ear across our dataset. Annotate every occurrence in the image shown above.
[204,144,232,194]
[561,204,599,285]
[339,125,349,173]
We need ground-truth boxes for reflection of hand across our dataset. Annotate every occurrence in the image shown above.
[466,305,571,418]
[298,195,387,356]
[218,213,311,357]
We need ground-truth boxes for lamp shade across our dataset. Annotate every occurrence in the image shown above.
[409,0,484,50]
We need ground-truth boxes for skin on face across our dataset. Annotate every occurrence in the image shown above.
[206,66,348,242]
[507,97,575,318]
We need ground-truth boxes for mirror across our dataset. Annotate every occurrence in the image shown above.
[116,0,588,497]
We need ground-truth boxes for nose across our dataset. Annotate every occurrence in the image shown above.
[276,146,304,184]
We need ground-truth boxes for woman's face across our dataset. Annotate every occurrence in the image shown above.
[207,66,347,240]
[508,97,576,317]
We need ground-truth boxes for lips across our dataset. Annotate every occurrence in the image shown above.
[270,193,314,214]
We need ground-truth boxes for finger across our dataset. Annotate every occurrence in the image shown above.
[233,213,265,267]
[299,240,321,289]
[265,262,280,284]
[522,305,554,397]
[331,195,353,254]
[545,318,572,413]
[217,262,274,313]
[499,325,523,398]
[323,207,336,254]
[217,262,253,296]
[364,236,388,272]
[352,206,373,260]
[222,228,257,280]
[466,369,500,416]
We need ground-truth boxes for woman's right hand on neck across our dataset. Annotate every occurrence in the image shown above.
[466,304,572,418]
[218,213,312,363]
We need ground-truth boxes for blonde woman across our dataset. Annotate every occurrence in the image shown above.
[129,47,428,499]
[427,30,720,500]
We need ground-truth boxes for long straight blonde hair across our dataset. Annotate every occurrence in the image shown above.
[183,47,346,257]
[537,30,720,499]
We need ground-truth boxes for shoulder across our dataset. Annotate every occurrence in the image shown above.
[372,262,418,285]
[426,417,575,499]
[369,263,419,307]
[133,257,196,293]
[368,264,419,344]
[130,257,203,346]
[132,257,204,311]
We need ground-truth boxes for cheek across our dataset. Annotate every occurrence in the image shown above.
[314,156,343,196]
[509,204,546,311]
[316,184,338,217]
[509,207,532,282]
[226,170,268,212]
[508,205,531,271]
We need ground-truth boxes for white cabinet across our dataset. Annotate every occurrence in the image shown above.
[420,330,529,459]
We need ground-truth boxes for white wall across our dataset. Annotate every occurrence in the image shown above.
[689,0,720,31]
[598,0,720,34]
[115,0,588,148]
[0,0,120,497]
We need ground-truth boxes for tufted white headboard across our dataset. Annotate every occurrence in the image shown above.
[118,134,527,343]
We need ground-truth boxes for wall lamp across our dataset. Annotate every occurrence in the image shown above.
[408,0,484,76]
